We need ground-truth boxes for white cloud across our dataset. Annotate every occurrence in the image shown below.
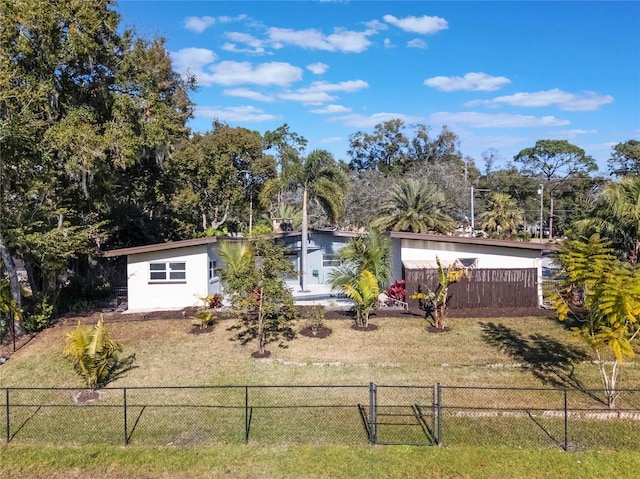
[223,88,275,102]
[196,105,278,123]
[307,62,329,75]
[467,89,614,111]
[218,14,248,23]
[310,104,351,114]
[279,91,337,105]
[384,38,392,48]
[184,16,216,33]
[222,32,266,54]
[210,61,303,87]
[279,79,369,105]
[170,48,217,75]
[331,112,425,128]
[425,72,511,92]
[429,111,570,128]
[407,39,427,49]
[383,14,448,34]
[267,27,374,53]
[306,80,369,93]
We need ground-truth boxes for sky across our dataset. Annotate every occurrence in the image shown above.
[116,0,640,174]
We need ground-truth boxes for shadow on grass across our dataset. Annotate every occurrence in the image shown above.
[480,322,602,403]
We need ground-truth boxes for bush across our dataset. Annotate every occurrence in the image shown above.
[22,293,54,332]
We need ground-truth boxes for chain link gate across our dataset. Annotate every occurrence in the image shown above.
[362,384,438,446]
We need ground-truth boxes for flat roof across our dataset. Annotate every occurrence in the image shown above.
[102,229,554,258]
[102,236,220,257]
[389,231,552,251]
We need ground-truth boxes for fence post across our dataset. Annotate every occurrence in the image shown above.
[369,382,377,445]
[563,388,568,451]
[5,388,9,443]
[123,388,128,446]
[436,383,442,446]
[245,386,249,445]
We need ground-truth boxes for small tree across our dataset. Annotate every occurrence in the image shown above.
[220,238,296,356]
[411,257,468,330]
[63,315,135,389]
[550,234,640,408]
[341,270,379,328]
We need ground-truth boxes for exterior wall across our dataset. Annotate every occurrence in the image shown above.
[395,238,543,307]
[282,232,349,290]
[126,245,210,311]
[399,238,541,269]
[206,244,223,297]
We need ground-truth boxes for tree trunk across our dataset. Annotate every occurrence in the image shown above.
[0,230,26,337]
[300,187,309,291]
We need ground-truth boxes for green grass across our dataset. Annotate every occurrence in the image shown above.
[1,444,639,479]
[1,313,640,475]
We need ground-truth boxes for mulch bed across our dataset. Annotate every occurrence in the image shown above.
[351,323,378,332]
[298,325,333,338]
[251,350,271,359]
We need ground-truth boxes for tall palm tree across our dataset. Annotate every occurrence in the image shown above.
[260,149,348,291]
[371,178,455,234]
[579,175,640,263]
[328,229,391,291]
[477,192,524,239]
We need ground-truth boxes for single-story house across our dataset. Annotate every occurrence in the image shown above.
[102,230,550,312]
[102,236,225,312]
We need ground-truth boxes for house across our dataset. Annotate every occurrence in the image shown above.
[102,230,549,312]
[102,236,225,312]
[388,232,549,309]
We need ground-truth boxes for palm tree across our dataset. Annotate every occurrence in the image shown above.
[328,229,391,291]
[260,149,348,291]
[217,240,254,285]
[341,270,380,328]
[596,175,640,264]
[477,192,524,239]
[371,179,455,234]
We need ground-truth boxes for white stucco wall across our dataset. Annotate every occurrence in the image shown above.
[399,239,541,269]
[395,238,544,306]
[126,245,210,311]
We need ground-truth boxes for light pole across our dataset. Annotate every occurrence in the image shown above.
[470,186,489,237]
[537,184,544,243]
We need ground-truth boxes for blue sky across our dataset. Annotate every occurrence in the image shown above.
[117,1,640,173]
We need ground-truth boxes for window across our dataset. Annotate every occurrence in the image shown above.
[149,262,186,282]
[209,260,218,281]
[322,254,341,267]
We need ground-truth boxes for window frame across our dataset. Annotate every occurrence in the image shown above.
[148,261,187,283]
[322,254,341,268]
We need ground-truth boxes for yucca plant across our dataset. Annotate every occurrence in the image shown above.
[63,315,135,389]
[341,270,379,328]
[411,257,468,330]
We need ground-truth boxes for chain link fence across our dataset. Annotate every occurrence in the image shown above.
[2,384,639,449]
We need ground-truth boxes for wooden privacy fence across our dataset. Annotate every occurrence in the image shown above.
[404,268,539,309]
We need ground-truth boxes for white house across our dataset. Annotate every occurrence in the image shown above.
[102,236,224,312]
[102,230,550,312]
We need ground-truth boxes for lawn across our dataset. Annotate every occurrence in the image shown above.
[1,311,640,477]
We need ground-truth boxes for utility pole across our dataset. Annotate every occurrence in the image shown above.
[538,184,544,243]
